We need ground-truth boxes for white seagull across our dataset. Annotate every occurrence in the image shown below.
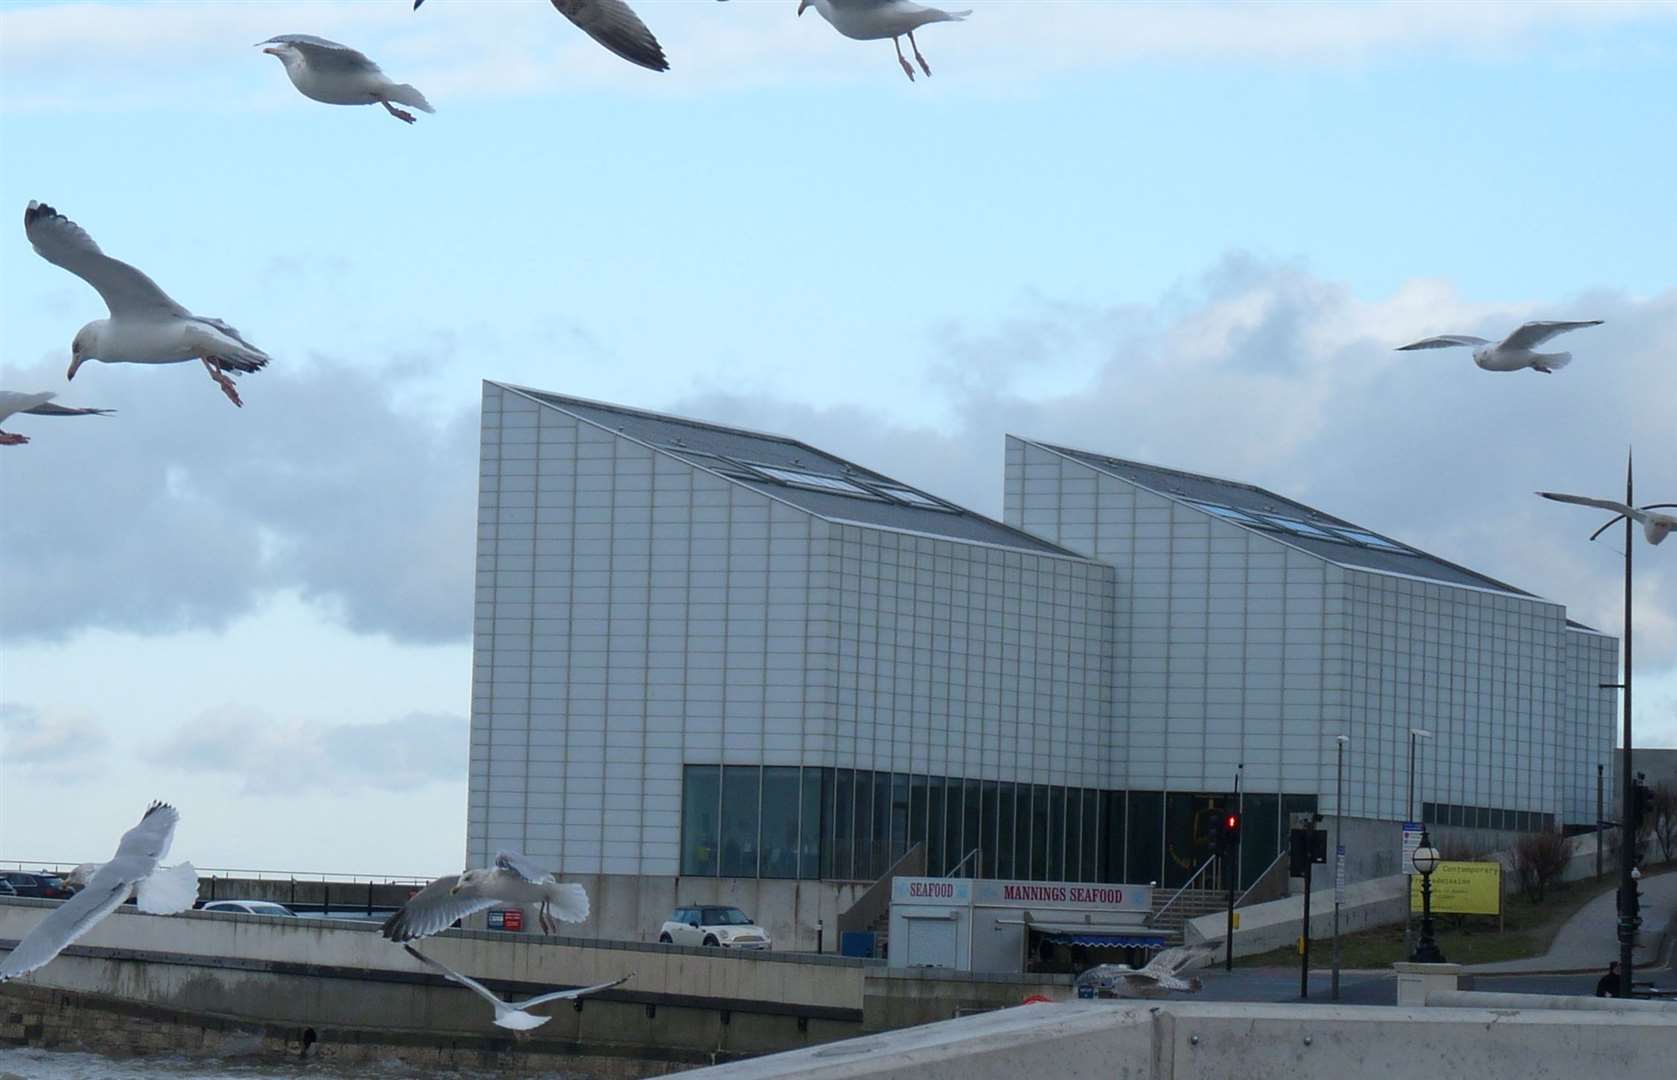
[797,0,970,81]
[0,390,113,446]
[381,852,590,941]
[1072,943,1220,999]
[413,0,670,73]
[1395,319,1603,374]
[404,944,631,1031]
[1538,492,1676,546]
[24,202,272,408]
[258,35,435,124]
[0,803,198,983]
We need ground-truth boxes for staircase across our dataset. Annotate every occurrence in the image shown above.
[1148,887,1227,939]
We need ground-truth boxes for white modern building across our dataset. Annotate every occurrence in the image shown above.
[468,382,1618,945]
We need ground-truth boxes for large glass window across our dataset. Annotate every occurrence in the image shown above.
[799,768,827,879]
[1239,792,1281,889]
[1081,791,1100,883]
[1127,791,1164,885]
[910,774,928,859]
[962,779,982,877]
[1030,785,1050,880]
[927,776,947,875]
[833,769,854,879]
[945,778,966,875]
[759,767,801,879]
[1100,791,1125,883]
[681,765,720,877]
[1048,787,1066,881]
[980,780,1000,878]
[719,766,760,877]
[997,783,1018,879]
[872,771,893,878]
[890,774,910,869]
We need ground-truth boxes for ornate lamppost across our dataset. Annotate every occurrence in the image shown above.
[1410,830,1446,963]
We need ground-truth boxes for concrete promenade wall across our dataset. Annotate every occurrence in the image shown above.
[1185,873,1408,958]
[677,998,1677,1079]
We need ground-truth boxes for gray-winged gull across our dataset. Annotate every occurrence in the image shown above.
[1395,319,1603,374]
[0,803,198,983]
[1539,491,1676,546]
[259,34,435,123]
[1072,943,1221,998]
[0,390,113,446]
[796,0,971,81]
[381,851,590,941]
[404,944,631,1030]
[23,202,272,407]
[413,0,670,73]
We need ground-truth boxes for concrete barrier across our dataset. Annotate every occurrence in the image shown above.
[674,998,1677,1078]
[1184,873,1407,958]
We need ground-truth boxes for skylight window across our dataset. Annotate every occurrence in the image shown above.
[750,464,883,498]
[871,486,953,511]
[1332,528,1408,552]
[1255,514,1343,540]
[1187,501,1265,527]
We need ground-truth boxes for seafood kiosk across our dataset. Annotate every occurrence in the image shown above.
[886,877,1164,973]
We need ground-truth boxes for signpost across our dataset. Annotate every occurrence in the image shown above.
[1401,822,1423,874]
[1410,861,1503,928]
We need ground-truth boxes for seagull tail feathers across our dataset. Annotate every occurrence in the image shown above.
[386,84,436,114]
[549,882,590,923]
[938,9,973,20]
[1533,351,1573,372]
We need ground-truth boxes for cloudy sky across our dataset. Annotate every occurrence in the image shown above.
[2,0,1674,876]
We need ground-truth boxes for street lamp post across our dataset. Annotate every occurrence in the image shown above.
[1404,728,1431,959]
[1332,734,1348,1001]
[1410,831,1445,963]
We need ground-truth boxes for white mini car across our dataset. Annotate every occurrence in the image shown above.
[658,905,772,950]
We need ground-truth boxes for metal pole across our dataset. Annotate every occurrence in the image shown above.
[1597,764,1604,882]
[1405,732,1416,959]
[1299,855,1312,1000]
[1332,738,1345,1000]
[1619,452,1637,998]
[1225,765,1243,973]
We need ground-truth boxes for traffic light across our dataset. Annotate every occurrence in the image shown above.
[1221,811,1241,849]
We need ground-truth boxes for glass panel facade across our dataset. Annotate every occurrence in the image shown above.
[681,765,720,876]
[799,768,826,879]
[1127,791,1164,885]
[1240,792,1281,887]
[719,766,761,877]
[759,767,801,879]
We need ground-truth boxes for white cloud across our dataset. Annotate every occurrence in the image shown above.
[3,1,1672,111]
[0,703,107,768]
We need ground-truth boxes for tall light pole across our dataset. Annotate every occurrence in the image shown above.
[1332,734,1348,1001]
[1537,456,1673,997]
[1404,728,1431,959]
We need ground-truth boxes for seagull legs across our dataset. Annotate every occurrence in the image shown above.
[0,430,29,446]
[381,100,418,124]
[201,357,244,407]
[892,37,916,81]
[908,31,932,77]
[537,900,556,935]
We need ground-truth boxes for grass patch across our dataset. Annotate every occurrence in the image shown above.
[1235,866,1672,969]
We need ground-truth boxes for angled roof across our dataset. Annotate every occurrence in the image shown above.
[1026,441,1536,597]
[499,384,1078,557]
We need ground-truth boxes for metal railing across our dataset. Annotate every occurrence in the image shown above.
[945,848,980,878]
[0,860,433,886]
[1236,850,1291,908]
[836,842,926,937]
[1148,852,1220,927]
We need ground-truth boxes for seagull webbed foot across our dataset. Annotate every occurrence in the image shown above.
[382,101,417,124]
[894,39,916,81]
[0,431,29,446]
[910,33,932,77]
[202,358,245,408]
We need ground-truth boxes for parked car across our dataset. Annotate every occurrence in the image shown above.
[200,900,298,918]
[0,880,16,897]
[658,905,772,950]
[2,872,71,899]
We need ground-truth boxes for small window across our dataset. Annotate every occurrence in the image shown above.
[1255,514,1344,540]
[870,485,954,511]
[750,464,885,499]
[1186,501,1265,527]
[1332,527,1408,552]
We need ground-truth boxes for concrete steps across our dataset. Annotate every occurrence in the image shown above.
[1149,888,1228,937]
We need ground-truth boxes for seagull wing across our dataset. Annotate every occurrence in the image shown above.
[495,850,554,884]
[1500,320,1602,350]
[1139,943,1219,980]
[552,0,670,72]
[403,945,509,1010]
[1394,334,1491,351]
[24,202,188,319]
[0,803,178,982]
[259,34,381,72]
[0,391,56,422]
[1537,491,1636,517]
[510,972,634,1010]
[22,402,114,418]
[380,874,501,941]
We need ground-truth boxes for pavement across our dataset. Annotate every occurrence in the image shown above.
[1462,868,1677,976]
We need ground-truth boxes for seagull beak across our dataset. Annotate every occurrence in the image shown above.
[797,0,810,14]
[67,355,82,381]
[261,46,283,57]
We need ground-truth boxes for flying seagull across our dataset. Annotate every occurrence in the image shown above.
[413,0,670,73]
[0,390,113,446]
[381,851,590,941]
[795,0,971,81]
[1538,492,1675,546]
[258,35,435,124]
[0,803,198,983]
[23,202,272,407]
[1394,320,1603,374]
[1072,943,1220,999]
[404,944,630,1030]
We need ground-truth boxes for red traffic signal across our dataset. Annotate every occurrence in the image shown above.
[1212,810,1241,849]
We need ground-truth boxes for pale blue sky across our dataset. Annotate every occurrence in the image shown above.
[2,1,1674,874]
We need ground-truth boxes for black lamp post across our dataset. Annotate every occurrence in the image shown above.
[1410,830,1446,963]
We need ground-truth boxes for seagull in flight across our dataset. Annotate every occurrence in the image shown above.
[404,944,631,1030]
[413,0,670,73]
[1538,492,1675,546]
[23,202,272,407]
[795,0,971,81]
[0,390,113,446]
[1395,320,1603,374]
[0,803,198,983]
[258,35,435,124]
[1073,943,1220,999]
[382,852,590,941]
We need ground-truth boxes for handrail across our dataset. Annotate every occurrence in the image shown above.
[1148,852,1219,926]
[1236,850,1290,908]
[0,860,433,886]
[836,842,926,937]
[945,848,980,878]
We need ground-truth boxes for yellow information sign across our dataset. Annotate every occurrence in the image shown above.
[1409,861,1502,915]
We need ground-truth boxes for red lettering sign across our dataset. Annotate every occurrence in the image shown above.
[500,908,523,931]
[908,881,955,898]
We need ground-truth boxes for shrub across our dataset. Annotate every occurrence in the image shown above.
[1511,829,1575,901]
[1653,783,1677,864]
